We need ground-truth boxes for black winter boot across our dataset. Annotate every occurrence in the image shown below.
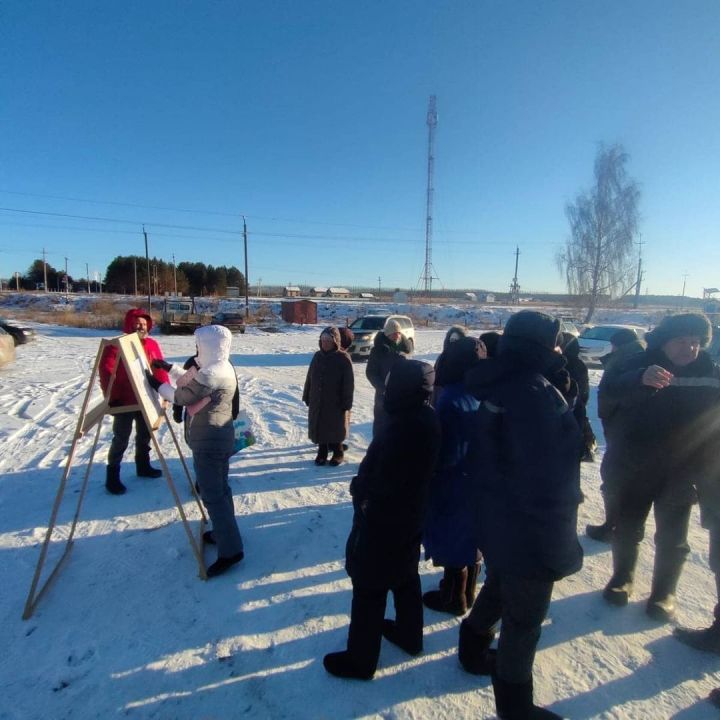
[586,522,613,543]
[458,618,495,675]
[105,466,126,495]
[135,455,162,478]
[674,620,720,654]
[646,552,685,622]
[492,674,562,720]
[328,444,344,467]
[603,540,638,607]
[465,560,482,608]
[206,552,244,578]
[314,444,328,466]
[382,619,422,656]
[423,567,468,616]
[323,651,375,680]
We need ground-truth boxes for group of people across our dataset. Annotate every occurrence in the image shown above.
[102,306,720,716]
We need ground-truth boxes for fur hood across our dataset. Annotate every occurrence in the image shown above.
[123,308,153,333]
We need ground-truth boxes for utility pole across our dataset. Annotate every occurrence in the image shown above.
[42,248,48,292]
[143,226,151,312]
[172,253,177,296]
[133,257,138,296]
[64,257,69,295]
[509,246,521,303]
[681,273,689,308]
[378,276,381,298]
[243,216,249,319]
[86,263,90,294]
[418,95,440,295]
[633,235,645,309]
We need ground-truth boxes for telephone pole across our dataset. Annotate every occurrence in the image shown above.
[243,216,249,318]
[143,226,151,311]
[633,235,645,309]
[42,248,48,292]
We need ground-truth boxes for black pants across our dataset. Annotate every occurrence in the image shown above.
[345,572,423,674]
[612,487,692,592]
[107,411,151,468]
[466,566,553,684]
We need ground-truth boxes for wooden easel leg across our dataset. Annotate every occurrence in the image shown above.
[164,412,207,522]
[22,427,88,619]
[150,430,208,580]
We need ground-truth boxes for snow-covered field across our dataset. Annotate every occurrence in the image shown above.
[1,313,719,719]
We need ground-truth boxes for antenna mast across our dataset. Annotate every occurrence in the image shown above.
[509,246,521,303]
[419,95,440,295]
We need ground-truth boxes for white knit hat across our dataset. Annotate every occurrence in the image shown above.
[383,318,402,336]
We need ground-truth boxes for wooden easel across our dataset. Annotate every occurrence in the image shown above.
[22,333,209,620]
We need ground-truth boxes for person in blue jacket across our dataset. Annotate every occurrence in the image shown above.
[458,310,583,720]
[423,335,484,616]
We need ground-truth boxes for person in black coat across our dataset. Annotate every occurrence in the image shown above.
[323,360,441,680]
[601,313,720,623]
[559,331,596,462]
[586,328,646,542]
[365,318,412,437]
[459,310,583,720]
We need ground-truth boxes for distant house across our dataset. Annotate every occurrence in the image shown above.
[358,292,374,299]
[393,291,408,303]
[283,286,301,297]
[464,292,477,302]
[311,287,328,297]
[481,293,495,303]
[325,287,351,298]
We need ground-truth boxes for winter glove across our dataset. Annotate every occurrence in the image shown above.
[152,358,173,372]
[172,404,183,423]
[145,369,162,392]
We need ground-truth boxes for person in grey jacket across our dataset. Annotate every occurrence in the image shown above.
[147,324,244,578]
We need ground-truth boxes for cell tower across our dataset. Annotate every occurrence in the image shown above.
[418,95,441,295]
[509,246,521,303]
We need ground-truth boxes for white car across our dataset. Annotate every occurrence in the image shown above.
[578,324,645,365]
[346,314,415,361]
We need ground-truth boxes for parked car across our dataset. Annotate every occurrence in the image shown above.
[0,317,36,346]
[0,327,16,368]
[578,324,645,365]
[212,311,246,334]
[559,319,580,337]
[346,314,415,361]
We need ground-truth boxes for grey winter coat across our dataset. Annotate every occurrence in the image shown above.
[303,327,354,444]
[165,325,237,455]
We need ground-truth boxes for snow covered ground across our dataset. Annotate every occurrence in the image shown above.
[1,312,719,719]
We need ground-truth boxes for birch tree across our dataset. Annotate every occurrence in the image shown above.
[557,144,640,322]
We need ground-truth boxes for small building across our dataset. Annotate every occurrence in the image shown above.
[464,292,477,302]
[226,286,240,297]
[392,291,408,303]
[283,286,301,297]
[481,293,495,303]
[311,287,327,297]
[325,287,351,298]
[281,299,317,325]
[358,292,374,299]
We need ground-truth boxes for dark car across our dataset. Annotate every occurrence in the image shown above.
[212,312,246,334]
[0,317,36,346]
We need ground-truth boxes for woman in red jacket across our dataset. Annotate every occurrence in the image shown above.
[99,308,169,495]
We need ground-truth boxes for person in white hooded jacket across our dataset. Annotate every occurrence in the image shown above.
[147,324,244,578]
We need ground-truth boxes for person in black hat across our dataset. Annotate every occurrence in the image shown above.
[458,310,583,720]
[323,360,440,680]
[600,313,720,624]
[587,328,646,542]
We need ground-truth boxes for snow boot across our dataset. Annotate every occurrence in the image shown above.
[646,553,684,622]
[603,540,638,606]
[382,619,422,656]
[135,454,162,478]
[105,466,126,495]
[458,618,495,675]
[674,619,720,654]
[423,567,468,616]
[709,687,720,708]
[465,560,482,608]
[328,444,344,467]
[323,651,375,680]
[492,675,562,720]
[586,522,613,543]
[314,444,328,466]
[206,552,244,578]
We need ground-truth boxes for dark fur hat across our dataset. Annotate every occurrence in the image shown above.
[646,313,712,349]
[502,311,560,350]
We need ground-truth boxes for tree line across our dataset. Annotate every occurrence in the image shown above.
[20,256,246,297]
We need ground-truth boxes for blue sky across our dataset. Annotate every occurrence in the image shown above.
[1,1,718,297]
